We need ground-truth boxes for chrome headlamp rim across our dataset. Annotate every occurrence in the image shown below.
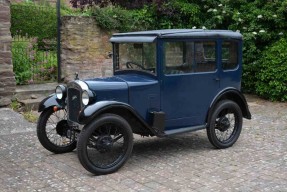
[55,85,67,100]
[81,89,94,106]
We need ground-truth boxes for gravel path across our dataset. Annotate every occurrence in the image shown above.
[0,94,286,191]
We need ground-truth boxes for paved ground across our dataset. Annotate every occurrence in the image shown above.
[0,95,286,192]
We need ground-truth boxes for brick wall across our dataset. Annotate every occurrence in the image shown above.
[61,16,113,82]
[0,0,16,107]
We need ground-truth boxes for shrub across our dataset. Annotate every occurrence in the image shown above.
[11,2,59,84]
[153,1,201,29]
[255,37,287,101]
[241,62,260,94]
[12,40,33,85]
[12,37,57,85]
[89,0,202,31]
[11,3,57,49]
[91,6,134,31]
[70,0,159,9]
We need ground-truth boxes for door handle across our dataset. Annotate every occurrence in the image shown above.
[214,78,220,81]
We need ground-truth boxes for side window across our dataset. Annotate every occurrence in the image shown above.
[222,41,238,70]
[164,41,216,75]
[194,42,216,72]
[164,42,184,74]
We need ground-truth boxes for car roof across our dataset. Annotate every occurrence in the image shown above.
[110,29,242,42]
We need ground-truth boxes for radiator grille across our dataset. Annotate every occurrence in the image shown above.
[67,87,81,123]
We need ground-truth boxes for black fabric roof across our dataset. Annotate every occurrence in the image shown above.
[111,29,242,39]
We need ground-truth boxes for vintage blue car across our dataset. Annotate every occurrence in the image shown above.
[37,29,251,175]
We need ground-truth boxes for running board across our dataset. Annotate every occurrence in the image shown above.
[163,124,206,136]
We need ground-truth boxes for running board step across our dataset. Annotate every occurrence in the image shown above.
[164,125,206,136]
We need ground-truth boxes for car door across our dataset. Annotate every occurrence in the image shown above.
[219,40,242,90]
[160,39,220,130]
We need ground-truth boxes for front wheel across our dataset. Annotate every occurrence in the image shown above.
[207,100,243,149]
[77,114,133,175]
[37,108,77,153]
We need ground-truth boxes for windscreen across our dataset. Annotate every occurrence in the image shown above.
[114,43,156,75]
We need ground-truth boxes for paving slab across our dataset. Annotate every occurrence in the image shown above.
[0,108,35,135]
[0,94,286,191]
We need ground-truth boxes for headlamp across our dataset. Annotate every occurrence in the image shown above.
[55,85,66,100]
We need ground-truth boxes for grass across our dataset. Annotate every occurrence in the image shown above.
[22,111,38,123]
[10,100,39,123]
[10,100,21,111]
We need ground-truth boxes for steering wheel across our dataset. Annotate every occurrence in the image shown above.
[126,61,145,70]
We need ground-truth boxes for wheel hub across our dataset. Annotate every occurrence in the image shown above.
[56,120,70,137]
[217,117,230,132]
[96,136,114,153]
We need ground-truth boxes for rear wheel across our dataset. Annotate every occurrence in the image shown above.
[207,100,243,149]
[77,114,133,175]
[37,108,77,153]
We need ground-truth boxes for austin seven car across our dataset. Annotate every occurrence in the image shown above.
[37,29,251,175]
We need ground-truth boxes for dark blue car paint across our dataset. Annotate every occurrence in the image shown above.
[218,39,243,90]
[84,74,160,124]
[84,76,129,104]
[39,29,251,137]
[116,74,160,122]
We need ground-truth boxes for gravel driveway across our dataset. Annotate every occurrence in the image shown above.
[0,94,286,191]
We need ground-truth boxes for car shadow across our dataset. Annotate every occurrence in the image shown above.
[131,131,213,157]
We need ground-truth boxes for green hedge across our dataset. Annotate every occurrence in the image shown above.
[11,2,58,84]
[11,3,57,48]
[255,37,287,101]
[91,1,201,32]
[12,39,58,85]
[12,41,33,85]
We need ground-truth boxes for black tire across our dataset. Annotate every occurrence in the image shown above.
[37,108,77,153]
[77,114,133,175]
[207,100,243,149]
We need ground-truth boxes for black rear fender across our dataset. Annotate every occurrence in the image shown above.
[207,89,251,126]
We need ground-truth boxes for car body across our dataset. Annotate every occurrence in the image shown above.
[37,29,251,175]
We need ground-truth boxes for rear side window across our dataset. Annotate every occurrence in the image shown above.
[164,41,216,74]
[222,41,239,70]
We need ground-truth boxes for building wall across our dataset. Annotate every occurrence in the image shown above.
[0,0,16,106]
[61,16,113,82]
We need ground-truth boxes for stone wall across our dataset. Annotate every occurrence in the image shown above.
[0,0,16,107]
[61,16,113,82]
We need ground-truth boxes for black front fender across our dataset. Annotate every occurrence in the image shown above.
[78,101,138,124]
[79,101,163,136]
[38,94,66,112]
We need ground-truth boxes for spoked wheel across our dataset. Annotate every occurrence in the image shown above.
[37,108,76,153]
[77,114,133,175]
[207,100,243,149]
